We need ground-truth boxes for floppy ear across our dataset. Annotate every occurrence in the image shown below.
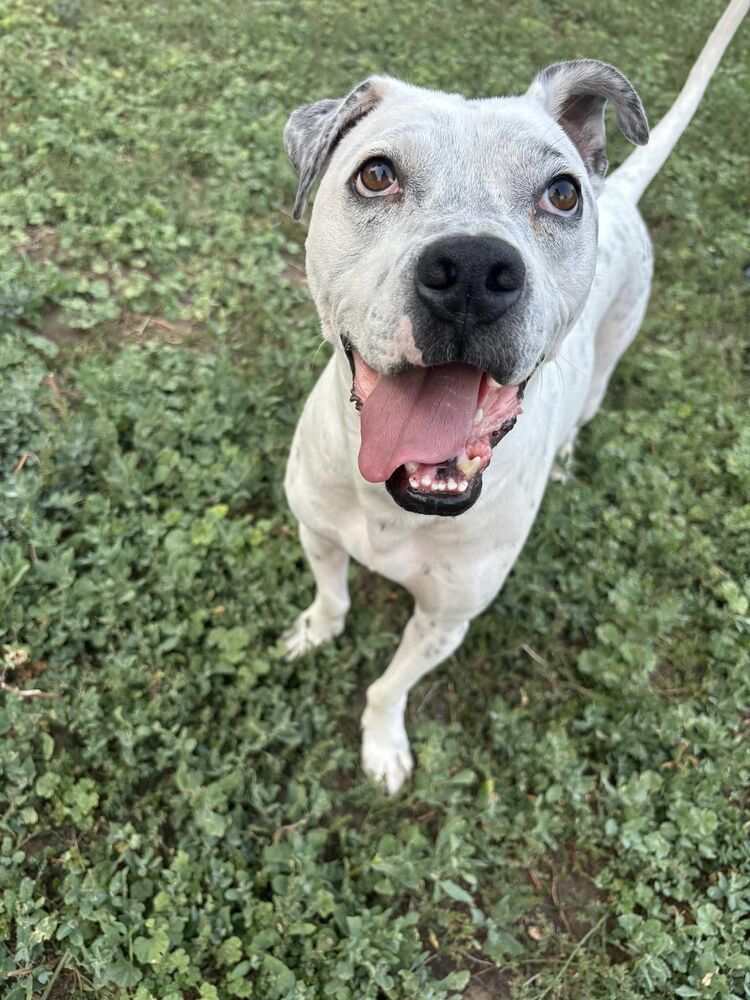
[283,78,387,220]
[526,59,649,183]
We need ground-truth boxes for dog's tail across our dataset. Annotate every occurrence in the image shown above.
[611,0,748,203]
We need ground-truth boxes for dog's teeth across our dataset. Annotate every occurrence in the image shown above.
[473,407,484,424]
[487,375,504,389]
[447,478,457,491]
[458,480,468,493]
[431,482,440,492]
[409,476,420,489]
[421,475,431,487]
[438,481,446,491]
[405,461,419,473]
[457,457,481,477]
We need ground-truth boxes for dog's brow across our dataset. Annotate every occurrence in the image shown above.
[369,122,433,145]
[534,143,571,164]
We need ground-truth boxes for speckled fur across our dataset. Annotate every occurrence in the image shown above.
[280,2,746,793]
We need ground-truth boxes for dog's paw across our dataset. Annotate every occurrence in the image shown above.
[551,436,576,483]
[549,461,570,484]
[282,603,345,661]
[361,713,414,795]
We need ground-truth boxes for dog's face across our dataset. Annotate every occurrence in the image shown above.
[285,65,647,515]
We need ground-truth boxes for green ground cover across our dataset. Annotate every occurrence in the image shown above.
[1,0,748,996]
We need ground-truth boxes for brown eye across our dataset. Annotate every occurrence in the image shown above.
[355,158,400,197]
[540,175,580,216]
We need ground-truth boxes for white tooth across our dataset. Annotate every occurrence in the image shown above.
[447,478,457,491]
[473,407,484,424]
[431,482,440,492]
[409,476,420,489]
[487,375,503,389]
[457,457,481,477]
[421,476,431,487]
[405,461,419,473]
[438,481,446,491]
[458,480,468,493]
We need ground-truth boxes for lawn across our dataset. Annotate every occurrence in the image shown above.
[1,0,748,997]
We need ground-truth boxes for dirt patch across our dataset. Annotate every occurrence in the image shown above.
[35,308,88,346]
[465,970,514,999]
[281,248,307,285]
[16,226,59,263]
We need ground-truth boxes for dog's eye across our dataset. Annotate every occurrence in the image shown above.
[355,158,400,198]
[539,176,580,216]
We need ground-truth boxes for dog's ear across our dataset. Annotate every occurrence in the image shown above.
[284,78,388,220]
[526,60,648,183]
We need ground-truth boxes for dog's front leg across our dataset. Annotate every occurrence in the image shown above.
[284,523,350,660]
[361,607,469,794]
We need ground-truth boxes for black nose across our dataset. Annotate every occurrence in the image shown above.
[415,235,526,326]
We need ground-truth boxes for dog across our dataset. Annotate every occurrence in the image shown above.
[281,0,747,793]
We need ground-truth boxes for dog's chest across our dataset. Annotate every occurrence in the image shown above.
[340,499,436,581]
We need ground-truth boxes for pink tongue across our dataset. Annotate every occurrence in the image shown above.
[358,363,483,483]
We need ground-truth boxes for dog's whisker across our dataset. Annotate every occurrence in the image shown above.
[557,351,586,378]
[310,341,328,365]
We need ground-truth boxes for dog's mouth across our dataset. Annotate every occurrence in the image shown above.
[345,340,532,516]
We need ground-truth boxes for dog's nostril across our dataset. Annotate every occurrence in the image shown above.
[486,260,525,293]
[422,257,457,290]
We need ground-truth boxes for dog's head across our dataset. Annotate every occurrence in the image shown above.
[284,65,648,515]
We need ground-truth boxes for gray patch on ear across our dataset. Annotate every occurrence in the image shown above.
[527,59,649,180]
[283,80,384,220]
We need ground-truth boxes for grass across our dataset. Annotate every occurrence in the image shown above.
[1,0,748,997]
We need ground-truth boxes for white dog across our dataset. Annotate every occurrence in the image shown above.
[281,0,747,792]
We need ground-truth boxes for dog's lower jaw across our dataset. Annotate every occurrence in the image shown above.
[386,465,483,516]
